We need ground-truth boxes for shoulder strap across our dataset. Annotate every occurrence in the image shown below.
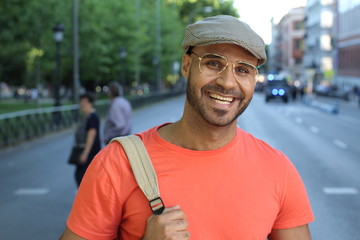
[111,135,165,215]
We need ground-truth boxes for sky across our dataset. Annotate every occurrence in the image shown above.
[233,0,307,44]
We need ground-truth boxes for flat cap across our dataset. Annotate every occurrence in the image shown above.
[181,15,267,66]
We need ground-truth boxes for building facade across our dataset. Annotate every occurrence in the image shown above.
[269,7,305,84]
[304,0,337,92]
[269,18,282,75]
[336,0,360,91]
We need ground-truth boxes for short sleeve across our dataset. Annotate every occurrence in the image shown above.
[272,159,315,229]
[67,155,122,240]
[86,113,99,131]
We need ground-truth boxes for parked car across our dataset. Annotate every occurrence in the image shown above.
[264,76,290,103]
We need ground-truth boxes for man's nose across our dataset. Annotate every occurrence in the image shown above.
[215,65,238,89]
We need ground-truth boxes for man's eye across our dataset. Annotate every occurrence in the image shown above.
[205,60,223,69]
[234,66,249,74]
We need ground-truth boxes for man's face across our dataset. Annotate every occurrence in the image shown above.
[182,43,258,127]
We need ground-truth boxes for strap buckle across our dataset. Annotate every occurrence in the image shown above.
[149,197,165,215]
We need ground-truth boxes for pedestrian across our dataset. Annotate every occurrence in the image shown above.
[299,84,306,100]
[60,15,314,239]
[291,84,297,102]
[103,81,132,144]
[73,93,101,187]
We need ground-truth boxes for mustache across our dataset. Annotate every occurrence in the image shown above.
[202,84,244,99]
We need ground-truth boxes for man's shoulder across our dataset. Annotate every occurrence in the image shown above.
[111,97,132,111]
[135,125,159,143]
[94,127,158,179]
[105,125,158,150]
[114,96,131,105]
[237,127,288,161]
[88,112,100,120]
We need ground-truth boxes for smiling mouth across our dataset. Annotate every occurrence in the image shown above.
[209,93,235,105]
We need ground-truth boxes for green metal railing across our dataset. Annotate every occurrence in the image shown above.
[0,89,185,148]
[0,100,109,147]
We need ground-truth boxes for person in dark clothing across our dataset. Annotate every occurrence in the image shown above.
[291,84,297,102]
[74,93,101,187]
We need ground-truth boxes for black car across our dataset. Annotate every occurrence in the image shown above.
[264,76,289,103]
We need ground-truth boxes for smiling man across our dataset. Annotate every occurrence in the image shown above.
[60,15,314,240]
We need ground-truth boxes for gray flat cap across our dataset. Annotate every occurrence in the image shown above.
[182,15,267,66]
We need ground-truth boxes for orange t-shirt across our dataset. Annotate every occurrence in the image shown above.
[67,124,314,240]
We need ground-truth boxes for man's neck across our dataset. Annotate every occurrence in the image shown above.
[84,107,95,115]
[158,115,237,151]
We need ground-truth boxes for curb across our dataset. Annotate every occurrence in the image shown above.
[303,98,339,114]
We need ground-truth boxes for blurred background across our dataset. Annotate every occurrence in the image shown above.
[0,0,359,239]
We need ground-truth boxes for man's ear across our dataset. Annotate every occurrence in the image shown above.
[181,54,192,80]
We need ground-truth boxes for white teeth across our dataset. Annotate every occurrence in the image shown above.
[213,99,231,105]
[209,93,234,104]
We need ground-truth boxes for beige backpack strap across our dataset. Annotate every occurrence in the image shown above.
[111,135,165,215]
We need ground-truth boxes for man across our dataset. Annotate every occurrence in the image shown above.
[60,15,314,239]
[103,81,132,144]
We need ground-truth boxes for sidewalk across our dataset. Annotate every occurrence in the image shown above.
[304,93,360,118]
[0,127,75,159]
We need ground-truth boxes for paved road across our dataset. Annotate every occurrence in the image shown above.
[240,94,360,240]
[0,93,359,239]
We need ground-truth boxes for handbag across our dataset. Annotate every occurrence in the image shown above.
[111,135,165,215]
[68,146,84,165]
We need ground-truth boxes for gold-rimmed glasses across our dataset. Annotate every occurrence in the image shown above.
[191,52,259,86]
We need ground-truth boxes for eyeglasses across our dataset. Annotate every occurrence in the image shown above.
[191,52,259,86]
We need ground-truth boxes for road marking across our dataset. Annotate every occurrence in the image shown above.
[14,188,49,196]
[295,117,302,124]
[310,126,319,134]
[323,187,358,195]
[333,139,348,149]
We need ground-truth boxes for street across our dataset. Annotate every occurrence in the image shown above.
[0,93,359,239]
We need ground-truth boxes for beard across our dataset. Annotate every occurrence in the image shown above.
[186,73,252,127]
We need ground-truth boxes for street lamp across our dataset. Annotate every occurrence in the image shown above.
[52,23,64,107]
[119,47,127,88]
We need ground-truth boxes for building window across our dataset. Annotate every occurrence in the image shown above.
[339,0,360,13]
[294,39,304,50]
[339,45,360,76]
[321,0,335,6]
[321,34,332,51]
[321,57,333,71]
[293,21,304,30]
[321,10,333,28]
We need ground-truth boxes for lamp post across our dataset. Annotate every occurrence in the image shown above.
[155,0,161,93]
[119,47,127,88]
[73,0,80,104]
[52,23,64,107]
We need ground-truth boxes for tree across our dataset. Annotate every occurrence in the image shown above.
[0,0,240,95]
[171,0,239,25]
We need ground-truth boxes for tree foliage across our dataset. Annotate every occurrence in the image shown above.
[0,0,238,93]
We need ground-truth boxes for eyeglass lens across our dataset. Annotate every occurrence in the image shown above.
[199,54,257,85]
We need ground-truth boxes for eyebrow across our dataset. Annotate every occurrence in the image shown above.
[203,54,223,59]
